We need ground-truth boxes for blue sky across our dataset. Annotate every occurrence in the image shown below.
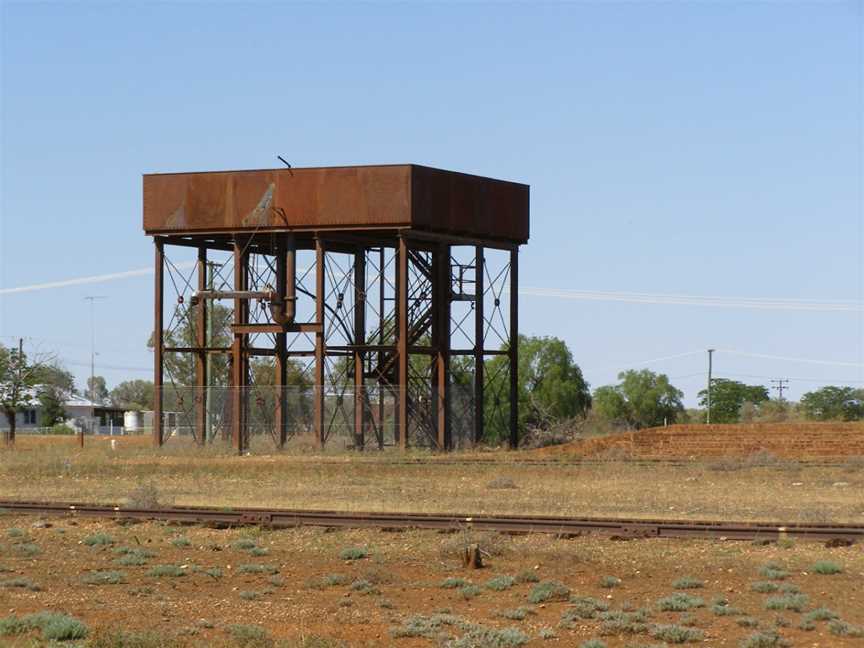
[1,0,861,404]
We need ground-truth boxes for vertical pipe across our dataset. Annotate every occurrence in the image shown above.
[474,246,485,446]
[314,238,326,448]
[508,247,519,449]
[231,241,247,455]
[153,238,164,447]
[397,236,409,450]
[275,239,288,447]
[354,249,366,451]
[435,244,451,450]
[195,246,208,446]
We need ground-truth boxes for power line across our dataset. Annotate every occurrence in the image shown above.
[718,349,864,368]
[518,287,864,312]
[4,265,864,312]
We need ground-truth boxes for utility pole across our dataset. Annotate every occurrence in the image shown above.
[706,348,715,424]
[84,296,107,442]
[771,379,789,402]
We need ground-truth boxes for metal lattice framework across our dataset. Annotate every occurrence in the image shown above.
[147,165,526,453]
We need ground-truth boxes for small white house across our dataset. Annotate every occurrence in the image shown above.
[0,387,126,435]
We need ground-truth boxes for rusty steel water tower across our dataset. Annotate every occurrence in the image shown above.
[144,164,529,452]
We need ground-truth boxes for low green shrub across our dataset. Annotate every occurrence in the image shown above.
[147,564,186,578]
[758,562,788,580]
[338,547,368,561]
[527,580,570,604]
[486,575,515,591]
[764,593,808,612]
[657,593,704,612]
[81,570,125,585]
[83,533,114,547]
[649,624,704,643]
[811,560,842,575]
[828,619,864,637]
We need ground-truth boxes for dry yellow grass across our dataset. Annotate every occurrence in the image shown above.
[2,435,862,523]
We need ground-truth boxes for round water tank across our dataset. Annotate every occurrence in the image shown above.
[124,410,144,432]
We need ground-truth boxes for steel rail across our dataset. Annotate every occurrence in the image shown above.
[0,500,860,543]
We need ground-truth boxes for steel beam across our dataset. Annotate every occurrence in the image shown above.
[354,249,366,450]
[509,248,519,449]
[153,239,164,447]
[231,241,248,454]
[195,246,207,446]
[474,245,484,445]
[434,244,451,450]
[314,238,326,448]
[275,239,288,448]
[397,237,409,449]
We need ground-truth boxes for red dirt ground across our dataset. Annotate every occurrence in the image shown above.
[1,516,863,646]
[530,422,864,460]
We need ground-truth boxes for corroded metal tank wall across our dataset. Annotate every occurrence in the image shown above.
[143,164,529,244]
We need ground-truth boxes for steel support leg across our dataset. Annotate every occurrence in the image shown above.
[433,244,451,450]
[397,237,409,450]
[474,245,484,445]
[153,238,164,447]
[275,239,288,448]
[314,237,326,448]
[354,249,366,450]
[231,241,248,455]
[509,248,519,449]
[195,246,207,446]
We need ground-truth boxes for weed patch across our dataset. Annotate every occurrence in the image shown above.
[485,575,515,591]
[811,560,842,575]
[338,546,368,561]
[83,533,114,547]
[657,593,704,612]
[649,624,704,643]
[147,564,186,578]
[527,580,570,603]
[764,593,808,612]
[81,570,126,585]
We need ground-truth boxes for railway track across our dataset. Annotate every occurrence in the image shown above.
[0,500,861,543]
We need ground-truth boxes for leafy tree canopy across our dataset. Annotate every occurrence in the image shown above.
[697,378,769,424]
[85,376,109,405]
[593,369,684,429]
[799,386,864,421]
[0,343,45,442]
[485,335,590,442]
[110,380,155,411]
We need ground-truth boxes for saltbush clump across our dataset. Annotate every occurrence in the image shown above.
[811,560,842,575]
[527,580,570,604]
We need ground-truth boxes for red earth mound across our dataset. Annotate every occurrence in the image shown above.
[530,422,864,460]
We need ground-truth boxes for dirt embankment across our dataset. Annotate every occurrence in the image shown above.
[530,422,864,460]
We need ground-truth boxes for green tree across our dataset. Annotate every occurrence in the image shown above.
[592,369,684,429]
[32,361,76,427]
[799,386,864,421]
[697,379,769,424]
[85,376,109,404]
[110,380,155,410]
[484,335,591,443]
[148,303,233,386]
[0,343,44,444]
[33,363,76,393]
